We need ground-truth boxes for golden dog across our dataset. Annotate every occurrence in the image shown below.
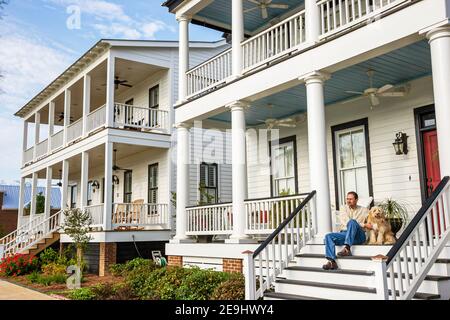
[366,206,396,245]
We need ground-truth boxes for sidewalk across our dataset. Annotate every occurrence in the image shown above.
[0,279,56,300]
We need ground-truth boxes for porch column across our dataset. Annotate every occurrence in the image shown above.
[305,0,320,44]
[104,142,113,230]
[44,167,53,220]
[30,172,38,221]
[106,55,115,128]
[227,101,252,243]
[304,71,332,236]
[171,123,193,243]
[22,121,28,165]
[80,152,89,209]
[61,160,70,210]
[177,15,191,102]
[82,74,91,137]
[18,177,26,228]
[63,89,71,146]
[428,26,450,177]
[33,112,41,160]
[48,101,55,153]
[232,0,244,78]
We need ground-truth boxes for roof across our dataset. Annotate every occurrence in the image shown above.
[14,38,227,119]
[0,185,61,210]
[161,0,185,11]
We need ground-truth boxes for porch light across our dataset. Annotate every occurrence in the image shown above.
[91,180,100,192]
[393,132,408,155]
[113,175,120,185]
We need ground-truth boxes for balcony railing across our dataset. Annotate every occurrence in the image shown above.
[112,203,169,230]
[35,140,48,159]
[186,202,234,235]
[114,103,169,133]
[87,105,106,133]
[51,130,64,151]
[67,118,83,143]
[23,147,34,165]
[84,204,104,228]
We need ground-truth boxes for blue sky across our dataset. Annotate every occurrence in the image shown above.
[0,0,222,184]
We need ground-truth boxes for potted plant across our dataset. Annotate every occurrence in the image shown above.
[378,198,410,238]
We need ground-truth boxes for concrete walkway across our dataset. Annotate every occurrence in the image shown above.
[0,279,57,300]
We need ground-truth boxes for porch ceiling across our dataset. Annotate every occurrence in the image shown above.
[210,40,431,125]
[196,0,305,35]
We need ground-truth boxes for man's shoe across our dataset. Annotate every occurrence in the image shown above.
[337,246,352,257]
[322,260,338,270]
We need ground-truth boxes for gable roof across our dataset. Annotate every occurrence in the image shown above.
[0,185,61,210]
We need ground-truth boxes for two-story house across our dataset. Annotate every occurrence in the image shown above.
[163,0,450,300]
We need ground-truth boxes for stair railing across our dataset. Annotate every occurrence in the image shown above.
[1,211,62,258]
[243,191,317,300]
[375,176,450,300]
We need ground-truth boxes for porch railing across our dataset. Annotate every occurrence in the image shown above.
[23,147,34,165]
[186,202,234,235]
[186,48,232,98]
[87,105,106,133]
[67,118,83,143]
[111,203,169,229]
[51,130,64,151]
[35,139,48,159]
[114,103,169,132]
[84,204,104,228]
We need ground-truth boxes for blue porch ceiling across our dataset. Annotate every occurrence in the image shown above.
[196,0,305,34]
[210,40,432,125]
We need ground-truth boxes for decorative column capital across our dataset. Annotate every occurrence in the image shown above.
[174,122,191,130]
[301,71,331,85]
[226,100,250,112]
[176,14,192,23]
[427,25,450,43]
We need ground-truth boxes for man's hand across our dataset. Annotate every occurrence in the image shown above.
[364,223,373,230]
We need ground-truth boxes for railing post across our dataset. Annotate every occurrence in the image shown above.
[243,250,256,300]
[372,255,389,300]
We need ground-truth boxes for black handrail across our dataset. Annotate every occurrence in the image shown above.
[386,176,450,265]
[252,190,316,258]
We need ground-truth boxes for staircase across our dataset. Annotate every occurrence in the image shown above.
[0,211,62,259]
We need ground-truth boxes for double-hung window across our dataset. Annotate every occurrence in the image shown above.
[123,171,132,203]
[271,137,298,196]
[149,85,159,127]
[148,164,159,204]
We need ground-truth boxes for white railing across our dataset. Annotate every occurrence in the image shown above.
[114,103,169,132]
[186,48,232,98]
[111,203,169,229]
[87,105,106,133]
[244,191,317,300]
[0,212,60,258]
[66,118,83,143]
[246,194,310,234]
[186,202,234,235]
[317,0,408,38]
[51,130,64,151]
[242,9,306,72]
[375,176,450,300]
[84,204,104,228]
[23,147,34,165]
[35,139,48,159]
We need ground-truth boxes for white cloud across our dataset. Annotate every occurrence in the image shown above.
[93,23,141,39]
[47,0,130,22]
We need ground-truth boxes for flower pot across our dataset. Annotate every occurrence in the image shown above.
[388,218,403,238]
[197,235,213,243]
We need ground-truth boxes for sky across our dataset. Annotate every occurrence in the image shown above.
[0,0,222,185]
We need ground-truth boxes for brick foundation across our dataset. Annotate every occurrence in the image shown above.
[223,258,243,273]
[99,243,117,277]
[168,255,183,267]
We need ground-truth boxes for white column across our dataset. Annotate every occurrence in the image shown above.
[171,123,193,243]
[232,0,244,78]
[304,71,332,236]
[104,142,113,230]
[22,121,28,165]
[227,102,253,243]
[82,74,91,137]
[177,15,191,102]
[106,55,115,128]
[18,177,26,228]
[63,89,71,145]
[30,173,38,220]
[305,0,321,44]
[428,26,450,177]
[44,167,53,220]
[61,160,70,210]
[33,112,41,160]
[80,152,89,209]
[48,102,55,153]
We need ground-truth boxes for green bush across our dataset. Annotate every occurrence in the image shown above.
[109,258,157,277]
[211,274,245,300]
[176,267,230,300]
[90,282,138,300]
[41,263,67,276]
[68,288,95,300]
[39,248,59,266]
[27,272,67,286]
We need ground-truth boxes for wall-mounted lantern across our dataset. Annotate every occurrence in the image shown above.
[113,175,120,185]
[91,180,100,192]
[393,132,408,155]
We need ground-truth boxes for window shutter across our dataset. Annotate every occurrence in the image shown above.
[200,164,207,185]
[208,165,217,187]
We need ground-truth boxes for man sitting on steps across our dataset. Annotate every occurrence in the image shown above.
[322,191,372,271]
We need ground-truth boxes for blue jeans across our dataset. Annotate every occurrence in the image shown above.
[324,219,367,260]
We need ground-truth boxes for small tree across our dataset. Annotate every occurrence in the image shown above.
[60,208,93,270]
[24,193,46,216]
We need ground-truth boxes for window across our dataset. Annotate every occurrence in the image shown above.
[123,171,132,203]
[70,185,77,209]
[148,164,159,204]
[199,162,218,204]
[149,85,159,127]
[87,181,93,206]
[270,136,298,196]
[124,98,134,125]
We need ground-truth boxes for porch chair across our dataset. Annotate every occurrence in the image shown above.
[333,196,373,232]
[113,203,127,230]
[129,199,145,230]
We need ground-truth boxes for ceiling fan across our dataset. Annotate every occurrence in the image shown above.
[342,69,410,109]
[103,76,133,90]
[244,0,289,19]
[113,149,132,171]
[257,104,307,129]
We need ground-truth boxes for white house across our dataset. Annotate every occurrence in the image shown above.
[162,0,450,300]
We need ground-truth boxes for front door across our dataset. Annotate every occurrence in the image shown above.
[423,130,441,197]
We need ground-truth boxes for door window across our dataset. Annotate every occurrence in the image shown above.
[148,164,159,204]
[123,171,132,203]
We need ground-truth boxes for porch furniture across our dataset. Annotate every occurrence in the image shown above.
[113,203,127,231]
[129,199,145,230]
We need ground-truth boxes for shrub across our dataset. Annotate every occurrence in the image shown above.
[176,267,230,300]
[91,283,116,300]
[0,254,40,276]
[113,283,138,300]
[109,258,157,277]
[27,273,67,286]
[211,274,245,300]
[68,288,95,300]
[41,263,67,276]
[39,248,59,266]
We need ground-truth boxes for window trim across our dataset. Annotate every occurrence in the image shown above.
[331,118,373,210]
[199,162,219,204]
[123,170,133,203]
[269,135,299,197]
[148,163,159,204]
